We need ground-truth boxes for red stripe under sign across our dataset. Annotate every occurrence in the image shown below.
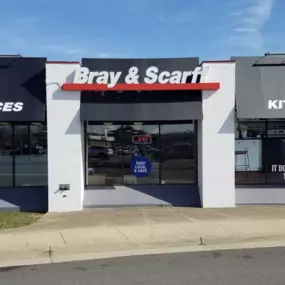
[61,83,220,91]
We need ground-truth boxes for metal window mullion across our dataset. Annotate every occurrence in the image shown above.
[12,124,15,187]
[194,120,198,184]
[121,124,124,185]
[262,120,269,185]
[84,121,88,186]
[28,124,31,155]
[159,124,162,184]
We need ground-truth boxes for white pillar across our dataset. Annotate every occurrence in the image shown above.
[199,62,236,208]
[46,63,84,212]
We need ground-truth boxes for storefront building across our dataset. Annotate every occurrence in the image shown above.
[1,53,284,212]
[0,56,48,211]
[233,54,285,204]
[46,57,235,212]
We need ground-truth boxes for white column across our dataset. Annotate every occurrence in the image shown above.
[46,63,84,212]
[199,62,236,208]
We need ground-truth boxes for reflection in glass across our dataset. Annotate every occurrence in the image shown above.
[30,125,48,186]
[265,121,285,184]
[121,124,159,184]
[15,125,48,186]
[235,119,285,185]
[0,124,13,187]
[235,121,266,184]
[86,122,197,186]
[87,124,123,185]
[159,124,196,184]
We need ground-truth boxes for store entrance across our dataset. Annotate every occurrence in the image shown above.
[85,121,197,186]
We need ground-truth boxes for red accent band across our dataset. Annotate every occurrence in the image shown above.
[47,61,80,64]
[201,60,235,64]
[61,83,220,91]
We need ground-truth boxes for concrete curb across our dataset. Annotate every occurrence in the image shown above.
[1,239,285,268]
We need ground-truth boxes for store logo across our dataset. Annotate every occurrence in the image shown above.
[73,66,209,88]
[268,100,285,110]
[0,102,23,112]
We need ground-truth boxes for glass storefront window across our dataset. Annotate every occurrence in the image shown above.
[86,122,197,186]
[14,124,48,186]
[160,124,196,184]
[0,124,13,187]
[264,120,285,184]
[30,124,48,186]
[121,124,160,184]
[235,119,285,185]
[14,125,29,186]
[87,124,123,185]
[235,120,266,184]
[0,123,47,188]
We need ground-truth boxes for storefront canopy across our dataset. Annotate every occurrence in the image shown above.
[80,101,202,121]
[0,57,46,122]
[232,55,285,119]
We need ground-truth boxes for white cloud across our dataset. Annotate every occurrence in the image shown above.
[234,27,258,32]
[230,0,275,50]
[40,44,85,56]
[96,53,112,58]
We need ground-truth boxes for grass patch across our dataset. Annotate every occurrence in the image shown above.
[0,212,43,230]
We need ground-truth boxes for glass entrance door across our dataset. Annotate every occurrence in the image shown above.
[121,124,160,184]
[86,124,123,185]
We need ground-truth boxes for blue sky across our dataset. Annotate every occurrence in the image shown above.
[0,0,283,61]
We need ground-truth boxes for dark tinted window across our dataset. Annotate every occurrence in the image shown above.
[14,124,47,186]
[86,122,197,186]
[160,124,196,184]
[0,124,13,187]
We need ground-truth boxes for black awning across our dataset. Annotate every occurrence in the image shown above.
[232,56,285,119]
[253,54,285,66]
[80,101,202,121]
[0,57,46,122]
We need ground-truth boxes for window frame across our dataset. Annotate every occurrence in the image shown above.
[235,118,285,186]
[85,121,198,187]
[0,122,47,188]
[0,123,13,187]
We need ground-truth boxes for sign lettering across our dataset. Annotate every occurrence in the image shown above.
[268,100,285,110]
[130,156,152,177]
[73,66,209,88]
[271,164,285,172]
[0,102,23,112]
[132,135,152,145]
[271,164,285,180]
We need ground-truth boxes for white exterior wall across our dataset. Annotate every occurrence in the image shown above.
[199,62,236,208]
[45,61,236,212]
[46,63,84,212]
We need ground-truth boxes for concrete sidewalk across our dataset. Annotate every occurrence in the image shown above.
[2,206,285,267]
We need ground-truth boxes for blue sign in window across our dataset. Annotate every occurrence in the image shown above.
[130,156,152,177]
